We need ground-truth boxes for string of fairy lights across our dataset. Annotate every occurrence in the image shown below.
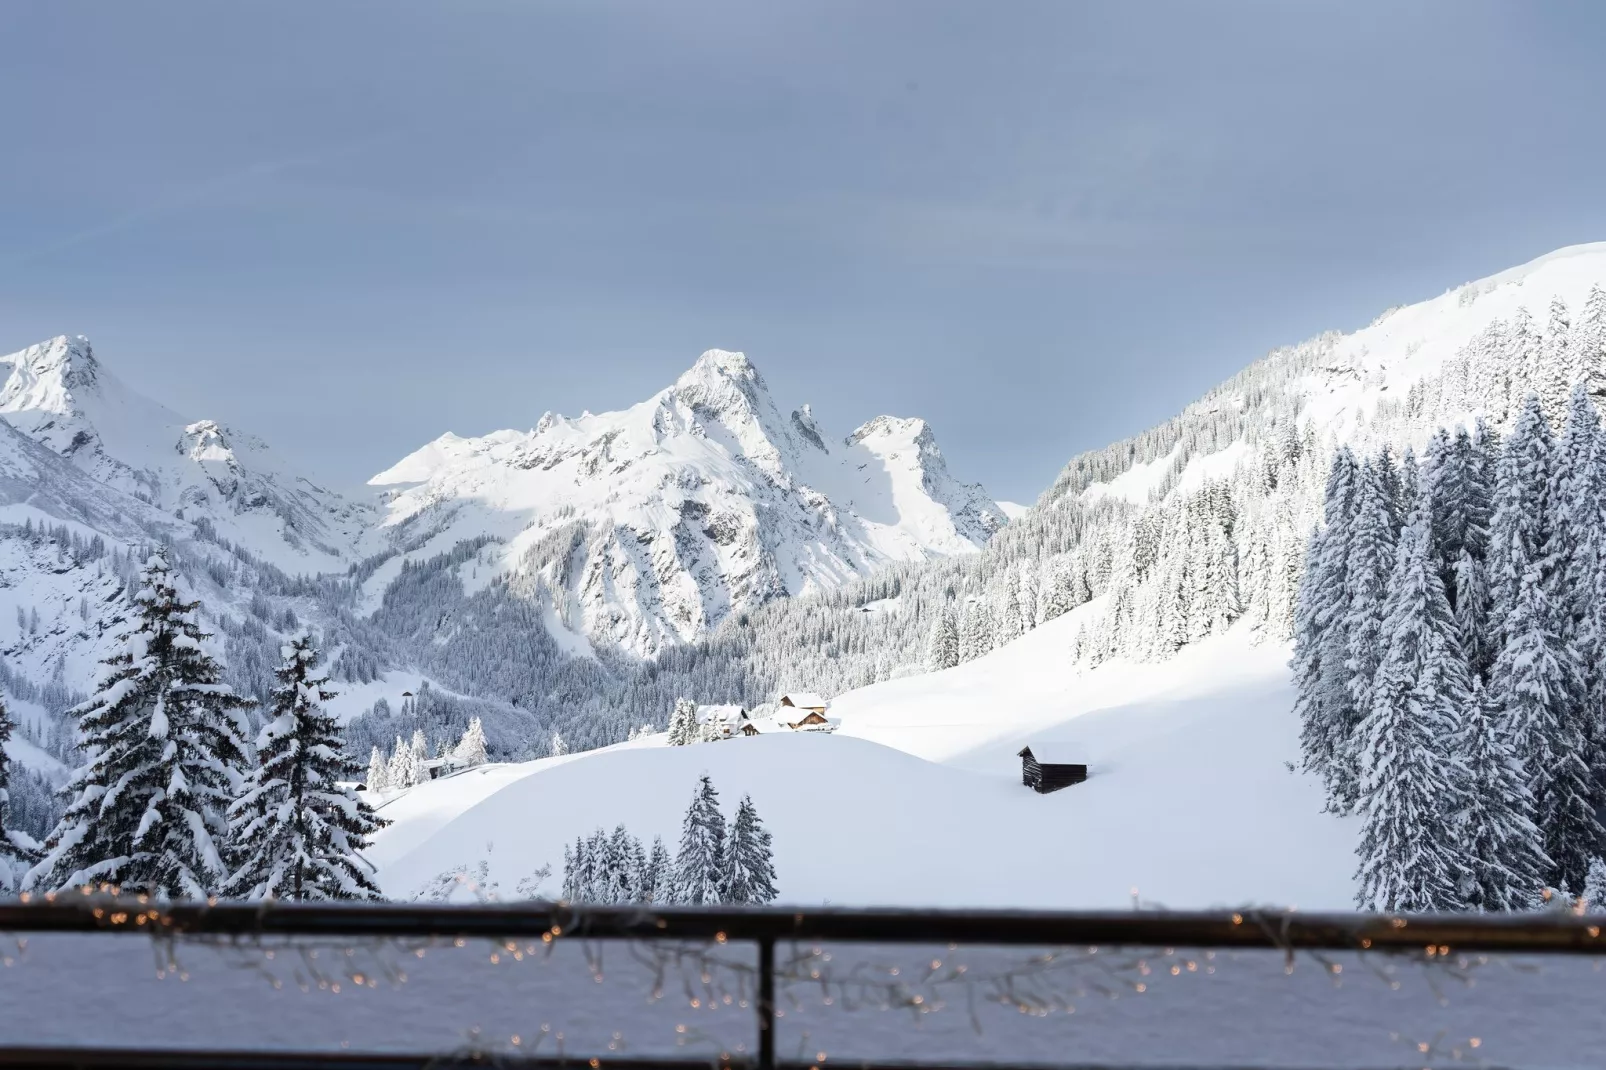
[0,886,1571,1066]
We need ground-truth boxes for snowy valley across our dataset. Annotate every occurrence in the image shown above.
[8,242,1606,909]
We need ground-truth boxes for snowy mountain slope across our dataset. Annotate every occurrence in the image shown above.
[370,611,1355,909]
[1063,243,1606,511]
[367,349,1006,656]
[0,336,376,573]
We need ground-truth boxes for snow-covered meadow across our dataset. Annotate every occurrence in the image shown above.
[370,610,1357,910]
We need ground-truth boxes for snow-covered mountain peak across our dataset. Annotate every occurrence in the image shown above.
[848,414,930,448]
[0,335,374,572]
[680,347,759,384]
[0,335,100,414]
[367,348,1005,655]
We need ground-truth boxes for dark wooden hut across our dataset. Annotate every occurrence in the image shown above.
[1017,745,1088,794]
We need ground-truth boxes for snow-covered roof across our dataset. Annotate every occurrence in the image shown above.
[1018,744,1085,767]
[780,692,829,710]
[697,703,747,723]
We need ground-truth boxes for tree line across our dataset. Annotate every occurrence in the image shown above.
[0,553,387,900]
[1295,388,1606,910]
[560,774,777,906]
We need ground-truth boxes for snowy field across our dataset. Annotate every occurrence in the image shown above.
[369,610,1358,910]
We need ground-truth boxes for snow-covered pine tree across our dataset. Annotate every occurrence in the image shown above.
[960,601,993,662]
[0,690,40,891]
[224,633,387,901]
[1424,430,1470,597]
[561,836,586,901]
[550,731,569,757]
[1353,496,1469,912]
[1454,549,1494,684]
[1574,284,1606,395]
[994,573,1023,648]
[1541,297,1575,423]
[366,746,389,792]
[671,774,726,905]
[386,735,414,789]
[629,833,648,901]
[28,552,253,897]
[408,729,430,785]
[639,834,671,903]
[1337,459,1399,814]
[1490,566,1600,893]
[453,717,489,767]
[924,608,959,671]
[1548,385,1602,632]
[602,824,637,903]
[666,698,697,746]
[1585,856,1606,912]
[1458,420,1500,681]
[1453,676,1548,911]
[1293,447,1359,799]
[1488,395,1555,637]
[721,793,778,905]
[1017,567,1039,632]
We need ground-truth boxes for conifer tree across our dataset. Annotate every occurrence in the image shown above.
[386,734,415,789]
[994,577,1023,647]
[365,746,388,792]
[224,633,387,901]
[408,730,429,782]
[1337,461,1398,813]
[1585,856,1606,912]
[1353,500,1468,911]
[549,731,569,757]
[1488,396,1555,636]
[666,698,697,746]
[1575,284,1606,394]
[722,794,778,905]
[453,717,489,767]
[0,691,40,891]
[28,553,253,897]
[1041,558,1079,621]
[924,608,959,671]
[1293,448,1359,799]
[639,834,671,904]
[602,824,637,902]
[1548,385,1602,632]
[960,601,993,662]
[671,774,726,905]
[1491,568,1600,892]
[1454,677,1548,911]
[561,836,587,901]
[1542,298,1575,422]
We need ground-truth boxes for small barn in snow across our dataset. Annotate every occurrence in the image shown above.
[1017,745,1088,794]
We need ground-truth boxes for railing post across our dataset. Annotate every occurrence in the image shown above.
[757,934,775,1070]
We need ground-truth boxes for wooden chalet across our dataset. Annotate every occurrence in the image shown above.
[1017,745,1088,794]
[785,710,831,730]
[698,704,748,739]
[778,692,831,730]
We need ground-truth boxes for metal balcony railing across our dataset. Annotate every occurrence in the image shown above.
[0,896,1602,1069]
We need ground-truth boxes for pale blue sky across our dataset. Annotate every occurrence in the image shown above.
[2,1,1603,502]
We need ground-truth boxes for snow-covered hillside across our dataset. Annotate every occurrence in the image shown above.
[0,336,375,573]
[367,349,1005,655]
[369,611,1356,909]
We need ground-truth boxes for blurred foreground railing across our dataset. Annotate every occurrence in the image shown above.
[0,896,1602,1069]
